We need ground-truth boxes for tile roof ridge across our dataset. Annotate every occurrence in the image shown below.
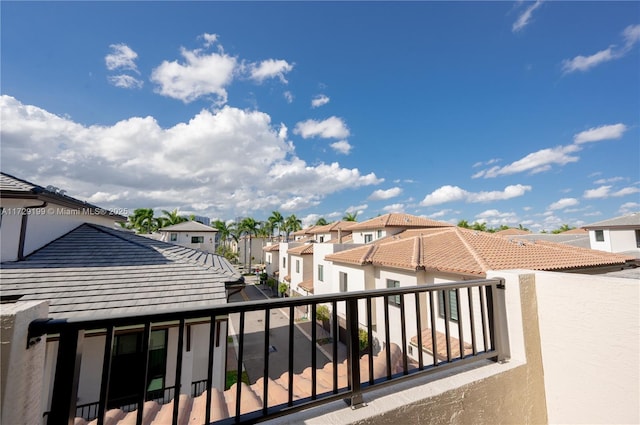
[454,228,491,272]
[411,236,422,270]
[362,243,379,264]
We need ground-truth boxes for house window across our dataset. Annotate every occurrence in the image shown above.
[438,290,459,322]
[296,259,300,273]
[595,230,605,242]
[319,236,324,243]
[109,329,167,408]
[283,257,286,268]
[387,279,401,307]
[318,264,324,282]
[191,236,204,243]
[170,233,177,242]
[636,230,640,248]
[339,272,348,292]
[364,234,373,243]
[377,230,383,238]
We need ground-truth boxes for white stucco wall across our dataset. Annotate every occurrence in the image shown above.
[160,231,217,253]
[289,254,313,294]
[533,271,640,424]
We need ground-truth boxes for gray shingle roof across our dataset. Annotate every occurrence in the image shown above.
[583,213,640,229]
[0,224,242,319]
[0,172,37,192]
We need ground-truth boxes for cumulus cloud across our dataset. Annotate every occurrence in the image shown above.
[0,95,382,218]
[574,123,627,144]
[594,176,625,184]
[512,0,543,33]
[368,187,402,201]
[473,145,580,178]
[105,44,140,72]
[108,74,143,89]
[420,184,531,207]
[311,94,330,108]
[562,24,640,74]
[283,91,294,103]
[293,116,350,139]
[583,185,639,199]
[330,140,352,155]
[248,59,294,83]
[150,45,237,104]
[619,202,640,215]
[382,203,405,213]
[548,198,579,210]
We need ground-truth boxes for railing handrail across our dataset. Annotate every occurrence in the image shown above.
[28,278,503,338]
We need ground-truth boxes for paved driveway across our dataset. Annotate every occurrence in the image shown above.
[228,285,331,384]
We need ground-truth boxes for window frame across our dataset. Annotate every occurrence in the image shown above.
[318,264,324,282]
[295,259,300,273]
[595,229,605,242]
[386,279,401,307]
[339,272,348,292]
[364,234,373,243]
[170,233,177,242]
[191,236,204,244]
[438,289,459,322]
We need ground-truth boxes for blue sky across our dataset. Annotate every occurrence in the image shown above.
[2,1,638,231]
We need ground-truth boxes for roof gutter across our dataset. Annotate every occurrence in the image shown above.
[17,201,48,261]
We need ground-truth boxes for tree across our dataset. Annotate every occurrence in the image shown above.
[283,214,302,241]
[457,220,471,229]
[471,222,487,232]
[129,208,159,234]
[268,211,284,240]
[552,224,575,234]
[342,212,358,222]
[315,217,328,226]
[238,217,260,270]
[212,219,237,251]
[518,224,529,231]
[160,209,187,227]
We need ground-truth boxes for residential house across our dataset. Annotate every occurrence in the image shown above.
[307,221,353,243]
[345,213,453,244]
[238,235,267,270]
[583,212,640,257]
[0,172,127,262]
[0,173,242,419]
[290,225,316,241]
[159,220,218,253]
[287,243,315,296]
[263,243,280,278]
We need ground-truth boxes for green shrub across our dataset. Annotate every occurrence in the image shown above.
[316,305,330,321]
[278,283,288,294]
[358,328,369,352]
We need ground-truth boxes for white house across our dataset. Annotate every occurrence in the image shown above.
[159,220,218,253]
[345,213,452,244]
[307,221,353,243]
[263,243,280,278]
[583,212,640,257]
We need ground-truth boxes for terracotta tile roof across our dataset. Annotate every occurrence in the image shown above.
[410,329,473,360]
[291,225,316,236]
[495,228,531,236]
[327,234,353,244]
[308,221,354,234]
[298,279,314,293]
[343,213,453,232]
[561,228,588,235]
[262,243,280,252]
[288,244,315,255]
[325,227,633,276]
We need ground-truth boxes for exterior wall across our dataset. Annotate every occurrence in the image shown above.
[289,254,313,295]
[350,228,402,244]
[160,231,217,253]
[534,271,639,424]
[609,228,639,254]
[264,250,279,277]
[0,198,122,262]
[313,243,364,297]
[238,237,267,269]
[277,242,302,283]
[588,229,614,252]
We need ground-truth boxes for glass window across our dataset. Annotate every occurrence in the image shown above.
[319,236,324,243]
[438,290,459,322]
[595,230,604,242]
[339,272,348,292]
[364,234,373,243]
[387,279,401,307]
[170,233,177,241]
[318,264,324,281]
[377,230,382,238]
[296,259,300,273]
[636,230,640,248]
[191,236,204,243]
[283,257,286,268]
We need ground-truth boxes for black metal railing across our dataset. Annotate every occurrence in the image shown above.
[29,278,507,425]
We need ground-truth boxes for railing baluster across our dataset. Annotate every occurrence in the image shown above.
[311,303,317,399]
[204,315,216,425]
[486,284,496,352]
[288,305,294,406]
[48,328,84,425]
[136,323,151,425]
[332,300,338,393]
[383,297,391,380]
[262,308,270,414]
[479,285,489,352]
[443,291,452,362]
[366,297,374,385]
[456,288,464,359]
[97,326,114,425]
[171,319,185,425]
[399,294,408,374]
[346,298,363,408]
[429,291,438,366]
[468,287,477,355]
[415,293,424,370]
[235,312,246,420]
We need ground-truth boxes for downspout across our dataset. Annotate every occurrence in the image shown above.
[17,201,48,260]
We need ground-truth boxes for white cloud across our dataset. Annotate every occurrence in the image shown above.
[150,44,237,104]
[574,123,627,144]
[107,74,143,89]
[293,116,350,139]
[105,44,140,72]
[429,209,456,218]
[368,187,403,201]
[311,94,330,108]
[473,145,580,178]
[0,95,382,218]
[200,33,219,48]
[594,176,625,184]
[249,59,294,84]
[420,184,531,207]
[330,140,352,155]
[548,198,579,210]
[512,0,543,33]
[562,24,640,74]
[619,202,640,215]
[612,186,640,197]
[583,185,611,199]
[472,158,500,168]
[382,203,405,213]
[283,91,294,103]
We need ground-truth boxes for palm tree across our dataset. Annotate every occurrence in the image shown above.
[342,212,358,222]
[129,208,158,234]
[283,214,302,241]
[160,209,187,227]
[268,211,284,240]
[239,217,260,270]
[212,219,236,251]
[457,219,471,229]
[552,224,575,234]
[518,224,529,231]
[471,222,487,232]
[315,217,328,226]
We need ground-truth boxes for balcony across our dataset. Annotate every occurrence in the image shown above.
[23,278,510,425]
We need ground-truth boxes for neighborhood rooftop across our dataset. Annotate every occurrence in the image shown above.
[344,213,453,231]
[0,223,242,319]
[582,212,640,229]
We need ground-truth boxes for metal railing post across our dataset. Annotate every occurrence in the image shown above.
[48,328,84,425]
[345,298,364,408]
[491,279,510,362]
